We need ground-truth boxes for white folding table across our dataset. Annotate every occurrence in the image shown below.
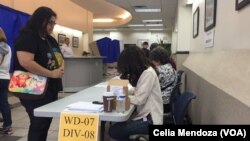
[34,82,135,141]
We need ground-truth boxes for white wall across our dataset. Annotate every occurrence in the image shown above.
[176,0,192,52]
[93,32,110,40]
[171,31,178,53]
[93,31,172,49]
[191,0,250,52]
[173,0,192,70]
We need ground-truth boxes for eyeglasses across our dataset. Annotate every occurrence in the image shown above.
[48,20,56,26]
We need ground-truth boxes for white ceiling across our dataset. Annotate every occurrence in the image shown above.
[105,0,178,31]
[71,0,178,31]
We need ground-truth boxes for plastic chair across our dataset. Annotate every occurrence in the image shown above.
[172,91,196,125]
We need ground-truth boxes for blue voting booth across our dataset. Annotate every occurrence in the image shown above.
[0,4,30,72]
[96,37,120,64]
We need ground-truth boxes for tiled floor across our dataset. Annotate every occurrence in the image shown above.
[0,93,72,141]
[0,68,117,141]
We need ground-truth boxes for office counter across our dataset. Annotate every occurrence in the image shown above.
[62,56,105,92]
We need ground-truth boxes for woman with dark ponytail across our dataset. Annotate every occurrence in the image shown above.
[109,46,163,141]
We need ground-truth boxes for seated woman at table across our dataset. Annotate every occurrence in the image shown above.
[149,47,176,113]
[109,46,163,141]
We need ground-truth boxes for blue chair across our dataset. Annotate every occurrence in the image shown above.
[176,70,184,84]
[163,82,182,124]
[171,70,184,105]
[172,91,196,125]
[169,82,182,106]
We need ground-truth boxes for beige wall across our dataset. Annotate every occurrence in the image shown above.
[1,0,14,6]
[176,54,188,70]
[182,0,250,124]
[184,51,250,124]
[1,0,93,52]
[87,12,93,42]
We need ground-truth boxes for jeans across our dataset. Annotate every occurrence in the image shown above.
[20,89,58,141]
[109,117,152,141]
[0,79,12,128]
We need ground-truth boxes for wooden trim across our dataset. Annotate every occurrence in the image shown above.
[176,51,189,54]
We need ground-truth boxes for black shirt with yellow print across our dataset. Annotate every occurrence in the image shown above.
[14,31,64,92]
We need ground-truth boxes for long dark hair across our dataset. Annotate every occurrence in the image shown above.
[118,46,158,87]
[20,6,56,36]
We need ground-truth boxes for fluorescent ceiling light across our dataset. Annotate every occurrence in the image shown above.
[103,29,117,31]
[145,24,163,27]
[142,19,162,23]
[128,24,144,27]
[135,8,161,12]
[93,19,114,23]
[133,29,147,31]
[148,29,164,31]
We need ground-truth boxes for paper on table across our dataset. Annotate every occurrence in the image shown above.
[110,77,134,95]
[66,101,103,112]
[63,108,102,113]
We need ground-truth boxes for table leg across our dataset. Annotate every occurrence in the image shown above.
[101,121,106,141]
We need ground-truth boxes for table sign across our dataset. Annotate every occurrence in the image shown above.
[58,112,99,141]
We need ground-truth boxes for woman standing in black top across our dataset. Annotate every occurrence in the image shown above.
[13,7,64,141]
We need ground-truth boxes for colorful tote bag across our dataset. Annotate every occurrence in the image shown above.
[8,70,48,100]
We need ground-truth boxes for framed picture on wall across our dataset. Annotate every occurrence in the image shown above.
[235,0,250,10]
[72,36,79,48]
[193,7,199,38]
[204,0,217,32]
[58,34,66,46]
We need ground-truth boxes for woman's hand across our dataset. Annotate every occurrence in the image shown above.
[17,51,66,78]
[50,61,64,78]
